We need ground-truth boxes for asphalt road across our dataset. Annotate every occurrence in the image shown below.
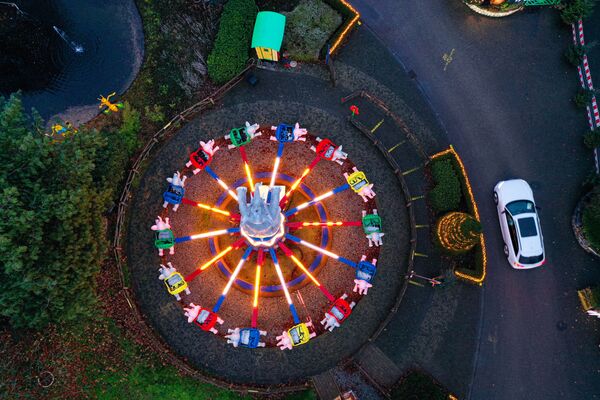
[350,1,600,398]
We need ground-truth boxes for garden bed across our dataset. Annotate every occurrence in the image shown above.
[426,146,487,285]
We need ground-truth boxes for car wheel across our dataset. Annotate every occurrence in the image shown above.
[493,191,498,205]
[503,244,509,256]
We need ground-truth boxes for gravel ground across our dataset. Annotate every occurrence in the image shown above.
[127,99,409,385]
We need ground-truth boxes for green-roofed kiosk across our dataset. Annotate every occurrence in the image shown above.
[251,11,286,62]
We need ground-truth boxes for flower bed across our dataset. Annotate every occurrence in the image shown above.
[428,146,487,285]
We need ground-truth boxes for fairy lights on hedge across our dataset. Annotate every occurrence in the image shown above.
[330,0,361,55]
[436,212,481,252]
[430,145,487,285]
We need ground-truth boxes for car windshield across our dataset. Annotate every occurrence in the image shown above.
[517,217,537,237]
[506,200,535,215]
[519,254,544,264]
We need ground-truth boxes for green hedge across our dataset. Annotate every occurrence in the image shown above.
[428,158,462,213]
[283,0,342,61]
[207,0,257,84]
[583,189,600,252]
[429,151,485,282]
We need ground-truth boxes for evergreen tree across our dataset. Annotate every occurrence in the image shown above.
[0,94,114,329]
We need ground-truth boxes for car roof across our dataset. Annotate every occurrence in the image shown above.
[515,215,543,256]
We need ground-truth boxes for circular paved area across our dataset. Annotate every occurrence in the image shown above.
[127,99,410,385]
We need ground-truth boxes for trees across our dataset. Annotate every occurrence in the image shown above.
[0,94,121,329]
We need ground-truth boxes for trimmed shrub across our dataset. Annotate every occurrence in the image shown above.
[207,0,257,84]
[283,0,342,61]
[583,129,600,149]
[391,371,449,400]
[429,158,462,213]
[583,189,600,251]
[574,88,596,108]
[436,212,481,253]
[561,0,597,24]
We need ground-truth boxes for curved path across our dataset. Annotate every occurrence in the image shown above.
[350,1,600,399]
[10,0,143,122]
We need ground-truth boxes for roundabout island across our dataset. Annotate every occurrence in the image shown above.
[126,101,411,386]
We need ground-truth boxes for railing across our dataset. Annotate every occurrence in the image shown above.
[111,60,311,395]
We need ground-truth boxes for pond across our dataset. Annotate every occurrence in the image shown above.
[1,0,144,123]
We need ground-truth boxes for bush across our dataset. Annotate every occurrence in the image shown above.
[391,371,449,400]
[0,94,114,329]
[207,0,257,84]
[565,44,586,66]
[574,88,596,108]
[583,129,600,149]
[436,212,481,253]
[429,158,462,213]
[283,0,342,61]
[583,189,600,251]
[561,0,597,24]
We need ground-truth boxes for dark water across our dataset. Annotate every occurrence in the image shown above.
[3,0,143,121]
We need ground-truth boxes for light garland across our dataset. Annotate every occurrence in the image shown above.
[329,0,360,55]
[436,212,480,251]
[430,146,487,285]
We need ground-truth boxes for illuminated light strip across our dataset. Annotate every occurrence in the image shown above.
[181,198,231,216]
[279,156,321,207]
[329,0,360,55]
[205,166,238,201]
[295,221,361,227]
[430,146,486,285]
[285,233,357,268]
[239,147,255,192]
[285,183,350,217]
[269,143,284,188]
[213,246,253,312]
[251,249,264,327]
[176,227,239,243]
[184,238,246,282]
[269,248,300,324]
[278,242,335,302]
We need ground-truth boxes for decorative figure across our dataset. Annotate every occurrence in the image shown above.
[237,183,284,246]
[186,140,219,175]
[353,255,377,295]
[349,105,360,116]
[184,303,223,334]
[310,137,348,165]
[158,262,190,300]
[152,216,174,256]
[362,209,384,247]
[270,122,307,142]
[49,120,77,137]
[276,322,316,350]
[163,171,187,211]
[321,293,356,331]
[344,167,375,202]
[98,92,124,114]
[225,327,267,348]
[225,122,261,149]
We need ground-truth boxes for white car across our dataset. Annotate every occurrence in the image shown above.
[493,179,545,269]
